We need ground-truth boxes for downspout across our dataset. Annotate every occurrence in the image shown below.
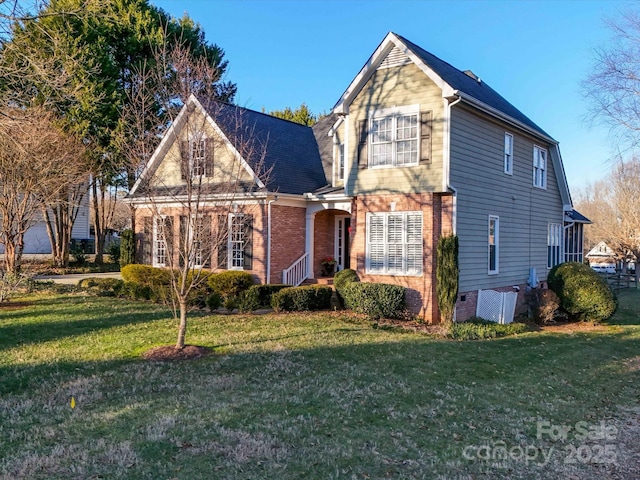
[444,95,463,234]
[266,195,278,283]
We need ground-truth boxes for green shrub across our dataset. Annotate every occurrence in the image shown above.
[341,282,406,319]
[271,285,333,312]
[208,271,254,300]
[106,241,121,264]
[77,277,124,297]
[238,284,290,313]
[436,234,458,324]
[119,281,151,300]
[547,262,617,322]
[121,264,171,287]
[333,268,359,307]
[120,229,135,267]
[446,318,529,340]
[206,291,223,311]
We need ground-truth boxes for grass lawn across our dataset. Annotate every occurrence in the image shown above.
[1,290,639,479]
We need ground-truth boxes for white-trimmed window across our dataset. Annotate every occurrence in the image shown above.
[218,213,253,271]
[153,216,172,267]
[191,138,207,177]
[548,223,562,268]
[370,106,419,167]
[366,211,423,275]
[533,145,547,188]
[338,143,345,181]
[504,133,513,175]
[488,215,499,274]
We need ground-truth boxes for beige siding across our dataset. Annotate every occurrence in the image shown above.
[449,105,564,292]
[346,62,445,194]
[152,109,254,188]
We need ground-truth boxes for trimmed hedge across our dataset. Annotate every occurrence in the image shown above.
[271,285,333,312]
[238,284,290,313]
[547,262,617,322]
[341,282,406,319]
[119,229,135,267]
[333,268,360,307]
[208,271,254,300]
[121,264,171,287]
[77,277,124,297]
[447,318,529,340]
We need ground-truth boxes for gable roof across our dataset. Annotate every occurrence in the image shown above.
[129,95,328,198]
[333,32,554,142]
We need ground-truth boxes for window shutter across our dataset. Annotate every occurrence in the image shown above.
[165,217,175,265]
[420,111,432,165]
[358,119,368,169]
[202,215,212,268]
[243,215,253,270]
[179,216,187,267]
[217,214,228,269]
[180,141,189,180]
[204,138,214,177]
[142,216,152,264]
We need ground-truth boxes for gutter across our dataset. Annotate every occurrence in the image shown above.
[444,95,463,235]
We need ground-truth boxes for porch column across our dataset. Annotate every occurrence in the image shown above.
[306,212,315,280]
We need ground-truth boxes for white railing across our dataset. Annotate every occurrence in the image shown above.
[282,253,309,286]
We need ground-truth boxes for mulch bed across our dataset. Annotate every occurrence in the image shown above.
[0,301,32,311]
[143,345,212,361]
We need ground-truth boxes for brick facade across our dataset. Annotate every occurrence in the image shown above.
[269,205,306,284]
[348,193,453,323]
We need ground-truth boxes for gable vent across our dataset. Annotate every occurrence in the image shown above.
[378,46,411,70]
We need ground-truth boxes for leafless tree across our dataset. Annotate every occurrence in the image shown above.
[585,8,640,150]
[574,158,640,275]
[0,106,86,272]
[126,37,268,350]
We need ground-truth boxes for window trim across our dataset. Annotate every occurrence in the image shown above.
[504,132,513,175]
[488,215,499,275]
[368,104,420,169]
[533,145,547,189]
[337,142,345,181]
[153,216,169,268]
[365,211,423,276]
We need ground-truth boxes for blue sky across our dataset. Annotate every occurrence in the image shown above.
[154,0,629,193]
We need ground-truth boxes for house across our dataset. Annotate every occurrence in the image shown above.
[0,196,91,255]
[128,32,588,323]
[586,241,616,266]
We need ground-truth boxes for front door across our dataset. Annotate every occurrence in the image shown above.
[335,216,351,272]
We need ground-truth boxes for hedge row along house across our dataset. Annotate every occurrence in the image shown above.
[128,32,589,322]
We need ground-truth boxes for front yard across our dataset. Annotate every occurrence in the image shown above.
[1,290,639,479]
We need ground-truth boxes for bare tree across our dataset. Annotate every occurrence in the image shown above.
[585,8,640,149]
[0,106,86,272]
[127,38,268,350]
[574,158,640,274]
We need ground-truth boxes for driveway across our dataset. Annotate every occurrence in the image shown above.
[34,272,122,285]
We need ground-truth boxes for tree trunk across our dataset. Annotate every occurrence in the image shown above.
[92,181,104,264]
[4,241,16,273]
[175,299,188,349]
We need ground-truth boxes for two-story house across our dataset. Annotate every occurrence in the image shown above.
[128,32,588,323]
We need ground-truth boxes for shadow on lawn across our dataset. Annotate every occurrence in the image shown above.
[0,297,170,353]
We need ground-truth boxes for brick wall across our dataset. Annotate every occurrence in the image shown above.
[270,205,306,284]
[313,209,336,278]
[349,193,453,323]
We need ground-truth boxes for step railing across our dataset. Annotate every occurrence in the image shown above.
[282,253,309,286]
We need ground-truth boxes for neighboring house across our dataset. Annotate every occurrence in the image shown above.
[128,32,588,323]
[0,194,91,255]
[586,241,616,265]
